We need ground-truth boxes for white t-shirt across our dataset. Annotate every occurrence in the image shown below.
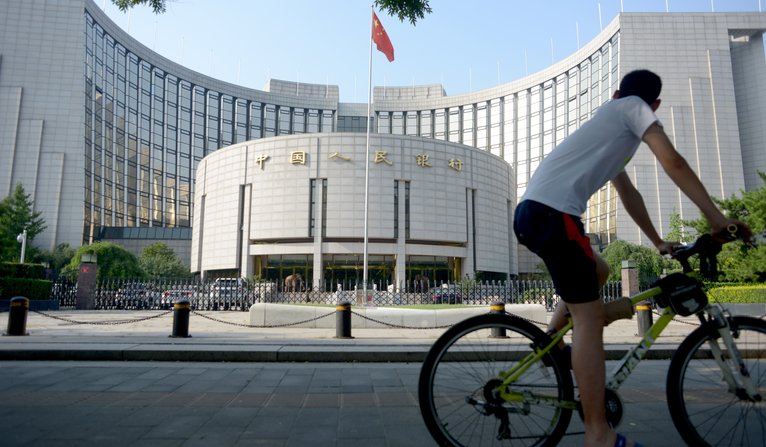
[521,96,660,215]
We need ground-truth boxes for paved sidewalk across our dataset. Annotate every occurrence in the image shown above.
[0,359,686,447]
[0,308,706,362]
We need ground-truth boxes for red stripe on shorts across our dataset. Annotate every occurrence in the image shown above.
[563,214,594,260]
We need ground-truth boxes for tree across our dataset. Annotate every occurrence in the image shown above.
[36,243,76,277]
[374,0,432,24]
[112,0,433,24]
[601,240,677,286]
[139,243,190,278]
[666,209,692,243]
[0,183,47,262]
[680,172,766,282]
[112,0,167,13]
[61,242,144,279]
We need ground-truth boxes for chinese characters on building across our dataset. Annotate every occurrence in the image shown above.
[252,149,464,171]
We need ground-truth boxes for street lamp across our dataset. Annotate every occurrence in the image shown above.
[16,229,27,264]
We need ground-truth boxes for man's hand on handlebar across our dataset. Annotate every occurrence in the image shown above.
[657,240,678,256]
[659,219,753,278]
[711,219,752,244]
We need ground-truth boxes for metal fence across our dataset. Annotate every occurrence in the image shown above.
[49,277,623,311]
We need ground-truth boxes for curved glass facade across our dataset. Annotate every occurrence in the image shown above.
[83,12,337,242]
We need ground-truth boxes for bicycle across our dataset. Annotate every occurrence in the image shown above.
[418,228,764,446]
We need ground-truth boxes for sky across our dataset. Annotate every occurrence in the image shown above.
[99,0,764,103]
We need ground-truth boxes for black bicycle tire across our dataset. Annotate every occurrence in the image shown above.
[418,313,574,447]
[666,315,766,446]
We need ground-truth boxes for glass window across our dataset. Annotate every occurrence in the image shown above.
[250,102,263,138]
[434,109,446,140]
[420,110,432,138]
[377,112,391,134]
[405,111,418,136]
[502,96,515,164]
[192,86,206,158]
[293,108,305,134]
[221,95,234,145]
[235,99,248,142]
[207,91,220,149]
[489,98,501,156]
[263,104,276,137]
[392,111,403,135]
[321,110,333,132]
[307,109,319,133]
[476,102,488,150]
[462,104,475,147]
[278,106,291,135]
[448,107,460,143]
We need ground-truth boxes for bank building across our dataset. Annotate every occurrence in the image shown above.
[1,0,765,289]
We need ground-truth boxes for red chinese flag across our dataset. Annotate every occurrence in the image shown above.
[372,11,394,62]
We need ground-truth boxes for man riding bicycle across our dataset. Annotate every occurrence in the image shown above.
[513,69,751,447]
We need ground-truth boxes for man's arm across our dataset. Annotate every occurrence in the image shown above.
[611,172,671,252]
[642,123,730,232]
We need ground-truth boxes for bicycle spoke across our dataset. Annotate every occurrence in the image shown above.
[419,314,574,446]
[667,316,765,447]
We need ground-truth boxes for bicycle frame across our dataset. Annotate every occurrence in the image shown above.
[496,279,760,407]
[495,286,664,408]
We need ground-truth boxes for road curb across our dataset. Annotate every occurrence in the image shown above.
[0,345,682,363]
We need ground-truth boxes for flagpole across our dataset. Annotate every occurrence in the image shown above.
[363,6,374,305]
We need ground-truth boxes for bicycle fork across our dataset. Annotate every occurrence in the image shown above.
[704,305,762,402]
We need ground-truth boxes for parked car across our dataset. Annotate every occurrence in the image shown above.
[114,283,160,309]
[428,285,463,304]
[209,278,244,299]
[159,288,195,309]
[209,278,246,310]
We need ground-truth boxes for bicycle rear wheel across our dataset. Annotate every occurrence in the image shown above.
[666,315,766,446]
[418,313,574,446]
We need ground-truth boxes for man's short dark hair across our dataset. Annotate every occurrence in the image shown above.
[619,70,662,104]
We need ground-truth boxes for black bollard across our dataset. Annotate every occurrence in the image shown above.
[5,296,30,336]
[170,298,191,338]
[636,301,653,336]
[335,301,353,339]
[489,301,507,338]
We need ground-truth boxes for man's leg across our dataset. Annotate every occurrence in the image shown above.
[547,253,610,340]
[568,299,639,447]
[567,299,614,447]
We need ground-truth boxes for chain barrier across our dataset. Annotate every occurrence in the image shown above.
[350,310,453,330]
[190,309,335,329]
[349,309,552,330]
[30,309,173,325]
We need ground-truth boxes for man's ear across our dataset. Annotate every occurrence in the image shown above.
[612,90,621,99]
[650,99,661,111]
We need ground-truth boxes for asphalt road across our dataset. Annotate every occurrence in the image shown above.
[0,360,687,446]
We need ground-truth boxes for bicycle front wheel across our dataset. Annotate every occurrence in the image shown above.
[666,315,766,446]
[418,313,574,447]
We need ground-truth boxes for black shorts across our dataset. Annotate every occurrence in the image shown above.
[513,200,599,304]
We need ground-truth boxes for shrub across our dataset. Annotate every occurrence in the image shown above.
[707,285,766,304]
[0,277,53,300]
[0,262,45,279]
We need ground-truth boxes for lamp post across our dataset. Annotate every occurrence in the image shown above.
[16,229,27,264]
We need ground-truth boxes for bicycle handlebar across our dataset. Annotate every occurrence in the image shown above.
[671,224,749,278]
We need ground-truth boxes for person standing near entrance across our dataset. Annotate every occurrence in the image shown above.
[513,69,749,447]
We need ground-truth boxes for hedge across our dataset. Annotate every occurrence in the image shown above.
[0,277,53,300]
[707,285,766,304]
[0,262,45,279]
